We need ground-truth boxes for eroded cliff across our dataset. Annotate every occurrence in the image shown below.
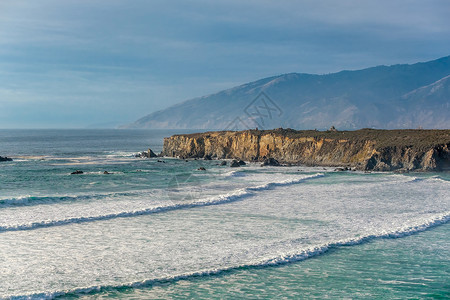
[161,129,450,172]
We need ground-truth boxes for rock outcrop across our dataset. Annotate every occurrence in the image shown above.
[0,156,13,162]
[230,160,241,168]
[161,129,450,172]
[261,158,281,167]
[135,148,157,158]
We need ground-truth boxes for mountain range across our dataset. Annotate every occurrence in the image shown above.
[125,56,450,130]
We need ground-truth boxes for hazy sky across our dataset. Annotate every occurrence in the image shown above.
[0,0,449,128]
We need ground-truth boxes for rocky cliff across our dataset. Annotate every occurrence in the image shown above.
[161,129,450,172]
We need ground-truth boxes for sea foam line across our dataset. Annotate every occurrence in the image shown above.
[0,173,324,233]
[6,212,449,300]
[0,191,145,208]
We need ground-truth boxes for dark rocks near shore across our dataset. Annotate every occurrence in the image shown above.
[261,157,280,167]
[135,148,157,158]
[220,161,227,166]
[334,167,350,172]
[230,160,241,167]
[0,156,13,162]
[197,167,206,171]
[71,170,84,175]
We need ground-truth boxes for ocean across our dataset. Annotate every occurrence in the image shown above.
[0,129,448,299]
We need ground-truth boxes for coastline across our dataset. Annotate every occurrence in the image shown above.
[161,128,450,172]
[1,129,449,299]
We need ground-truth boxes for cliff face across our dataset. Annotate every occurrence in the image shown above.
[162,129,450,172]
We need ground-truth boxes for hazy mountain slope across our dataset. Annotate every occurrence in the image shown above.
[390,75,450,129]
[126,56,450,130]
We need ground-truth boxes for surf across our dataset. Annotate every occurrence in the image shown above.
[8,213,449,300]
[0,173,324,233]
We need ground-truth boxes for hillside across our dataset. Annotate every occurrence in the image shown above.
[126,56,450,130]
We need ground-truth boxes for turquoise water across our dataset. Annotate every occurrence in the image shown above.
[79,224,449,299]
[0,130,448,299]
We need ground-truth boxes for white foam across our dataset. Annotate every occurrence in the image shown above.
[1,170,449,299]
[0,173,324,232]
[8,212,448,300]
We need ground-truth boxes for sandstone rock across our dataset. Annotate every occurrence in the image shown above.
[161,129,450,172]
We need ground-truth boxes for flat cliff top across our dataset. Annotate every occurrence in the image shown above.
[170,128,450,150]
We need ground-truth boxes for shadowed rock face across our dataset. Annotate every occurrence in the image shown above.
[161,129,450,172]
[135,148,157,158]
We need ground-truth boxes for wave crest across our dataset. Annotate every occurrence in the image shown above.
[0,173,324,233]
[10,212,449,300]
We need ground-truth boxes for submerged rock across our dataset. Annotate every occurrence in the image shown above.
[197,167,206,171]
[71,170,83,175]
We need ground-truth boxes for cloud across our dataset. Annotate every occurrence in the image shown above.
[0,0,449,128]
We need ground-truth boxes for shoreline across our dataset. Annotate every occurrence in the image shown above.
[161,128,450,172]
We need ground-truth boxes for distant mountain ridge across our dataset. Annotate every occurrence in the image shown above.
[125,56,450,130]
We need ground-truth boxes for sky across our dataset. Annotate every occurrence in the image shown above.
[0,0,449,128]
